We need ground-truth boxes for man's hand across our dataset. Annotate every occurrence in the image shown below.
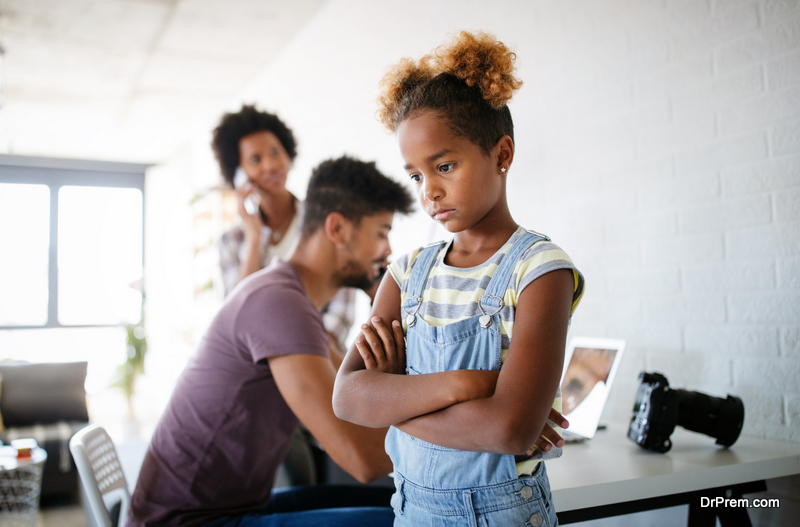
[355,317,406,374]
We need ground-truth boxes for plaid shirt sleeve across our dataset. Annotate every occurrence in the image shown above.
[219,227,245,297]
[321,288,356,349]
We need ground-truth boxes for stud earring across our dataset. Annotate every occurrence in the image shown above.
[500,167,507,173]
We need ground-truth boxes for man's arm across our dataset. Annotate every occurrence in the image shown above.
[268,352,391,483]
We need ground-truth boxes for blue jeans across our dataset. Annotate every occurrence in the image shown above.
[205,485,394,527]
[391,463,557,527]
[388,230,559,526]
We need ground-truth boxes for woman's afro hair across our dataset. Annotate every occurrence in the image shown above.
[376,31,523,155]
[211,104,298,186]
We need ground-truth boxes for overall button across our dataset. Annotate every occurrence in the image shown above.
[519,485,533,500]
[527,513,543,527]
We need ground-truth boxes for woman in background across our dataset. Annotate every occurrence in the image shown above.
[212,105,355,357]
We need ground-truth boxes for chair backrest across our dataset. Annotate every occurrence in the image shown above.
[69,424,130,527]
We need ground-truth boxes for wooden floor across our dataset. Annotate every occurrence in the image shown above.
[37,503,86,527]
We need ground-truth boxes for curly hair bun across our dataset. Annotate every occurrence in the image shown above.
[377,56,435,132]
[434,31,522,109]
[377,31,522,131]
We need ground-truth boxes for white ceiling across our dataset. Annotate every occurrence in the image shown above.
[0,0,326,164]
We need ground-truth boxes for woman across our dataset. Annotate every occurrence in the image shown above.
[212,105,355,354]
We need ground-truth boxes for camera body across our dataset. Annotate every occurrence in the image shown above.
[628,372,679,452]
[628,371,744,453]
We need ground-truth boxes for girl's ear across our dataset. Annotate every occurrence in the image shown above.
[494,135,515,174]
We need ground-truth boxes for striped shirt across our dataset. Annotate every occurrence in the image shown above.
[388,226,585,474]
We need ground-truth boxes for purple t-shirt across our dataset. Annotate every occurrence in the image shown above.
[129,260,329,526]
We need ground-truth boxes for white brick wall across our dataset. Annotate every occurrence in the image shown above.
[685,325,780,355]
[502,0,799,443]
[782,323,800,354]
[723,153,800,195]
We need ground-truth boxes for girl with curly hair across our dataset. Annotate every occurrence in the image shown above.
[334,32,585,526]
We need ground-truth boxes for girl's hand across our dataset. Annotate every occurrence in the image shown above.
[357,316,500,396]
[355,317,406,374]
[524,408,569,455]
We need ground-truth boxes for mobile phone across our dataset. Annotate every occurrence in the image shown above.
[233,168,260,215]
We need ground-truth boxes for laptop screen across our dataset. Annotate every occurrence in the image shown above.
[560,337,626,439]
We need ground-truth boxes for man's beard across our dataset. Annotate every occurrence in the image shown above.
[335,259,383,291]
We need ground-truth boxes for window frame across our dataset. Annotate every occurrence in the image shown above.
[0,154,149,330]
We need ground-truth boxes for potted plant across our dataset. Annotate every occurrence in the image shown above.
[113,321,148,416]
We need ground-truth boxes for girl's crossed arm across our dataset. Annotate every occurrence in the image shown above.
[332,269,573,454]
[395,268,575,454]
[333,273,500,427]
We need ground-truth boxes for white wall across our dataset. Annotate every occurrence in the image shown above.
[149,0,800,444]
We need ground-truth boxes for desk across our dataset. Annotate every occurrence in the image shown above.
[547,420,800,525]
[0,447,47,527]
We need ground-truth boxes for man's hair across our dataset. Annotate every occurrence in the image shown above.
[302,155,414,238]
[211,104,298,185]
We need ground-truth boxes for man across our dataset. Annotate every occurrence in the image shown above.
[129,156,413,526]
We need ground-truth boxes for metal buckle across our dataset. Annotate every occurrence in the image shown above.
[478,295,504,328]
[402,295,422,327]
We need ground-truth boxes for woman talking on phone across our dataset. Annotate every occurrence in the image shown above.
[212,104,355,359]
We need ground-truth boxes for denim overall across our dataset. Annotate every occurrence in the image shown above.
[386,231,558,527]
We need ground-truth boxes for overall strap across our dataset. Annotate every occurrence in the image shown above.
[403,241,445,312]
[480,230,549,311]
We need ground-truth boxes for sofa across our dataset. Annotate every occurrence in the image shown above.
[0,361,89,502]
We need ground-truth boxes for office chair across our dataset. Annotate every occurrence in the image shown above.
[69,424,130,527]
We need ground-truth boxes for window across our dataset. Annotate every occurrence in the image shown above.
[0,155,147,330]
[0,155,148,392]
[0,183,50,326]
[58,186,143,325]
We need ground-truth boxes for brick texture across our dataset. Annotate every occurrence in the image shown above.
[787,393,800,427]
[782,327,800,357]
[507,0,800,443]
[773,119,800,156]
[734,358,800,391]
[685,325,780,356]
[722,154,800,196]
[683,260,776,292]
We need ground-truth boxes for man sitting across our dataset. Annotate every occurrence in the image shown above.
[129,156,413,526]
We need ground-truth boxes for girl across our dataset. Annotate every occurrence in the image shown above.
[333,32,585,526]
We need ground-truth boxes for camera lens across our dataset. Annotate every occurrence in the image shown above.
[674,390,744,447]
[629,372,746,453]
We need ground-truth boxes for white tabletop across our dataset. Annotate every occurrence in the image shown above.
[547,419,800,512]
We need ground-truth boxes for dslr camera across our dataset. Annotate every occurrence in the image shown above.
[628,371,744,453]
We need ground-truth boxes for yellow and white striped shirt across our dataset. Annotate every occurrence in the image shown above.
[389,226,585,474]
